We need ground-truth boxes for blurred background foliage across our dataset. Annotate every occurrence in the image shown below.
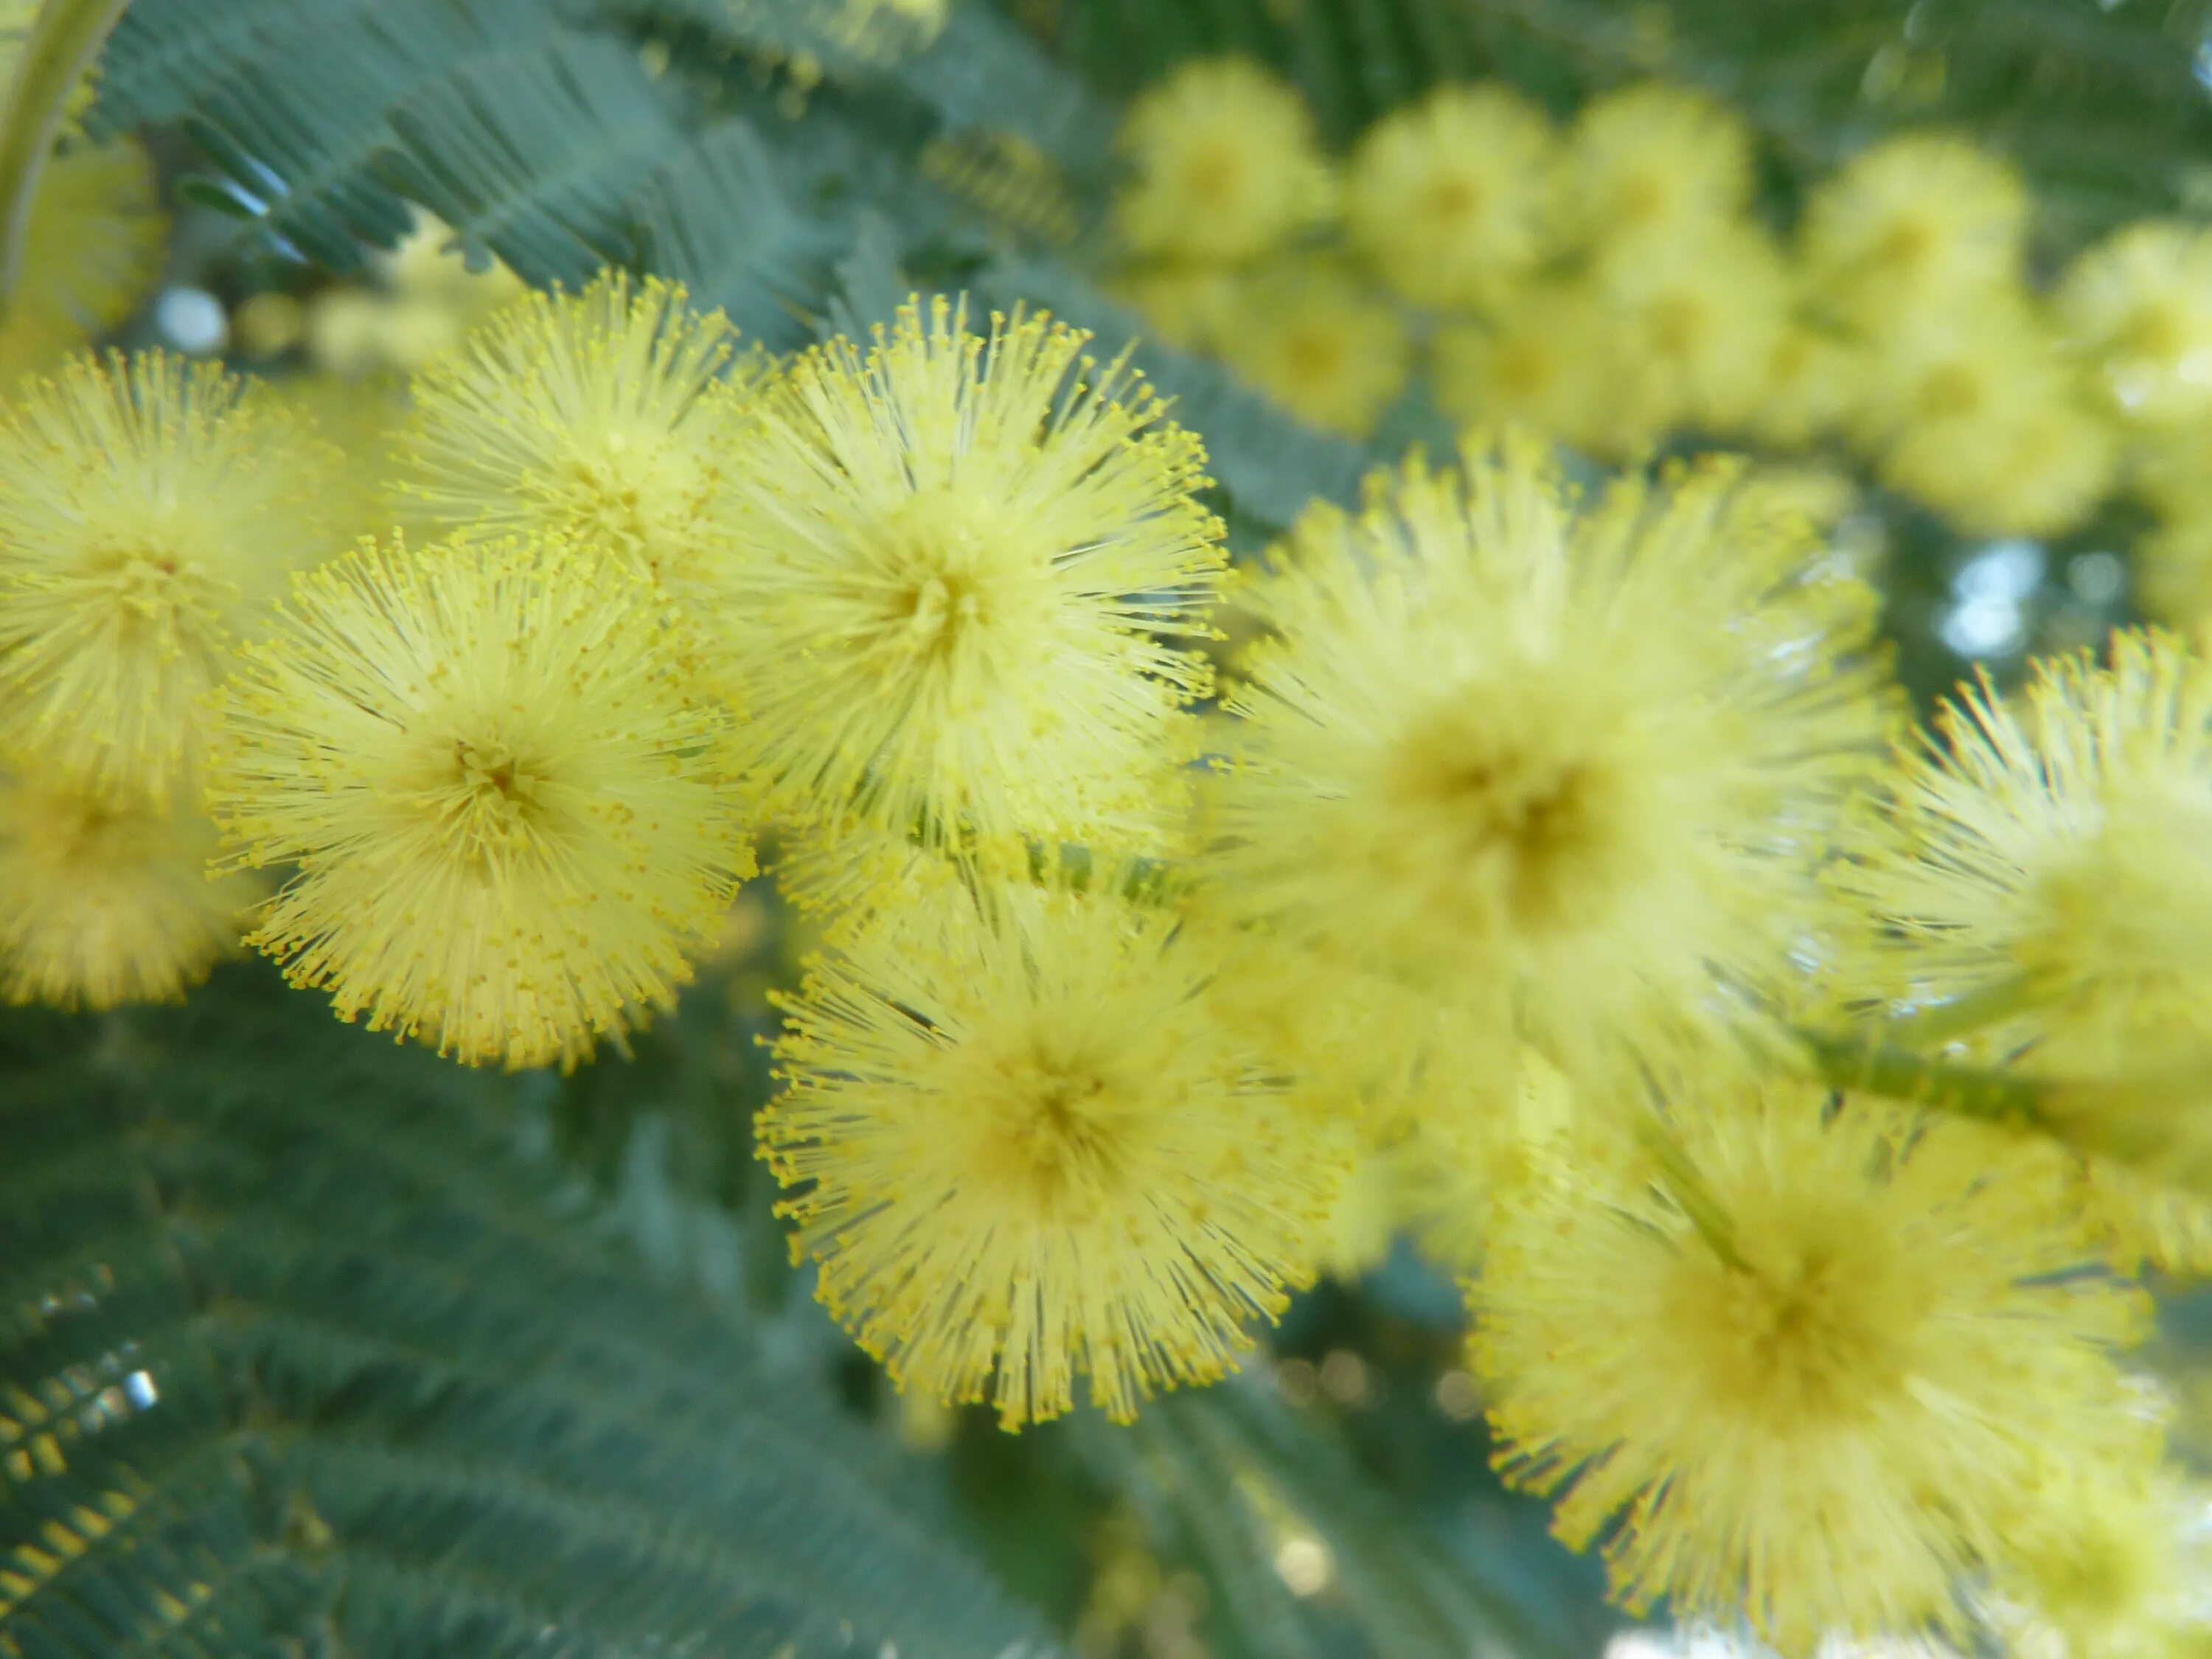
[12,0,2212,1654]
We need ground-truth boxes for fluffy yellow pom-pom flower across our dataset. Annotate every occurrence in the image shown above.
[1801,133,2028,327]
[1113,58,1331,264]
[1472,1082,2152,1654]
[711,294,1224,863]
[1550,83,1753,254]
[1831,630,2212,1179]
[1344,84,1555,313]
[0,352,339,803]
[205,535,756,1069]
[2059,221,2212,428]
[1202,433,1891,1077]
[759,873,1340,1427]
[0,773,257,1009]
[399,271,762,588]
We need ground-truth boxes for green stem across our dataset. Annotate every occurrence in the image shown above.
[0,0,132,314]
[1871,975,2034,1046]
[1794,1025,2054,1130]
[1638,1120,1747,1273]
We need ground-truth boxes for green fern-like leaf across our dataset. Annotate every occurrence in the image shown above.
[381,32,683,285]
[0,968,1060,1658]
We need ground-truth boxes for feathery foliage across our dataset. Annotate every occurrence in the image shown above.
[0,967,1060,1658]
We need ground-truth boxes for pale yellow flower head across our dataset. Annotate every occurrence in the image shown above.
[1983,1461,2212,1659]
[710,294,1224,866]
[1578,223,1792,451]
[760,872,1341,1427]
[205,535,756,1069]
[2059,221,2212,428]
[1115,58,1331,264]
[1832,631,2212,1180]
[0,774,258,1009]
[1472,1082,2154,1654]
[1801,133,2028,327]
[1213,260,1413,438]
[1203,433,1891,1079]
[1345,83,1555,312]
[1551,83,1753,254]
[0,352,341,804]
[1853,299,2116,537]
[400,271,761,590]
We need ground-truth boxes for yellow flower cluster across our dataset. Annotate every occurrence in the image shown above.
[1107,62,2212,552]
[10,68,2212,1649]
[6,261,2208,1649]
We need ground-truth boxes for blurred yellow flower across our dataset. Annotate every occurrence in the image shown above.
[1801,133,2028,327]
[0,774,257,1009]
[1345,84,1555,312]
[1853,299,2116,537]
[1203,434,1890,1079]
[1832,630,2212,1184]
[1550,83,1753,254]
[2059,220,2212,427]
[1983,1461,2212,1659]
[1432,287,1610,451]
[1114,58,1332,264]
[0,139,165,386]
[1214,260,1413,438]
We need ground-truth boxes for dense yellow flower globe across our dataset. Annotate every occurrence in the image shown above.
[206,535,755,1068]
[1203,433,1891,1077]
[399,272,761,590]
[1832,630,2212,1181]
[1551,83,1753,254]
[1852,298,2118,538]
[709,295,1224,866]
[2059,221,2212,428]
[1113,58,1330,264]
[0,774,257,1009]
[1983,1462,2212,1659]
[1577,223,1792,451]
[1344,84,1555,312]
[0,352,340,804]
[760,874,1340,1427]
[1801,134,2028,327]
[1473,1082,2152,1654]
